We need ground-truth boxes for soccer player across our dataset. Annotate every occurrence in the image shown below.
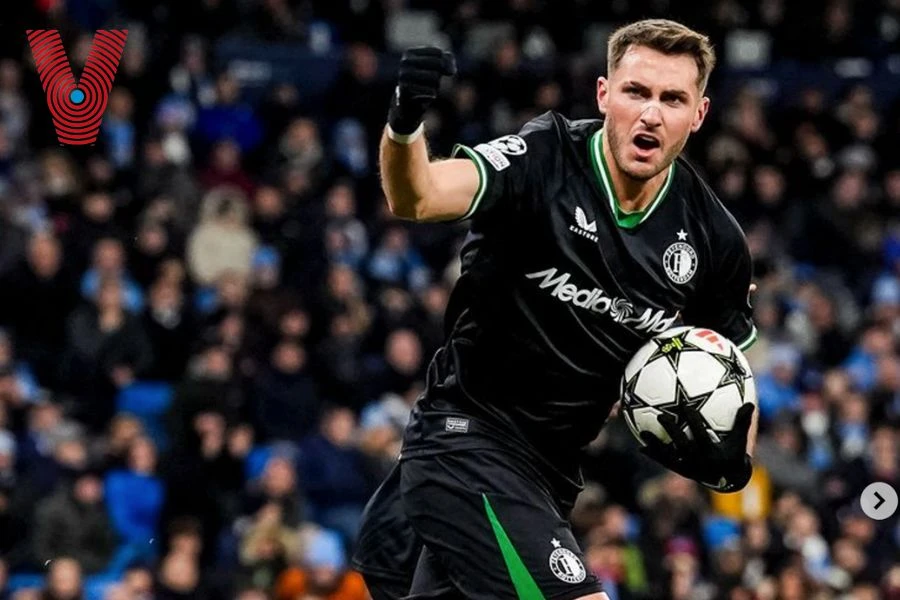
[352,19,759,600]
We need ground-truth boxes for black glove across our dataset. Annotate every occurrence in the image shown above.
[639,403,755,493]
[388,46,457,135]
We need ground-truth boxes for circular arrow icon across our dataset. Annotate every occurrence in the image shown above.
[861,482,898,520]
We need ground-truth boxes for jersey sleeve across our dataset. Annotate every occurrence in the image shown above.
[448,117,551,221]
[685,229,758,351]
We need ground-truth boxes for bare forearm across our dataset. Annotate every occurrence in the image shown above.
[379,127,481,223]
[379,127,435,221]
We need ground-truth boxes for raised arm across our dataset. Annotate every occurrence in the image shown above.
[382,47,480,223]
[380,129,480,222]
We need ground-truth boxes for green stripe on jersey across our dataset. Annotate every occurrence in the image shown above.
[736,325,758,351]
[588,129,674,229]
[482,494,546,600]
[450,144,489,221]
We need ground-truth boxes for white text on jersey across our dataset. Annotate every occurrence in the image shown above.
[525,267,679,334]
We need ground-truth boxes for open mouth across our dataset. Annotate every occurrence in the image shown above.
[633,133,661,151]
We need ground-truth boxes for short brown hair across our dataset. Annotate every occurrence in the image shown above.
[607,19,716,92]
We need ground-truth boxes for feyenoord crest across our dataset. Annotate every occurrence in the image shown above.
[548,539,586,584]
[663,231,697,284]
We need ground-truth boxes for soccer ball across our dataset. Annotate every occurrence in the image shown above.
[620,326,756,445]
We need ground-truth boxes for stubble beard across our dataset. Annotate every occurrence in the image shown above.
[606,119,682,182]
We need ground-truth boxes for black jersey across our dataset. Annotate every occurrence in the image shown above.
[402,111,756,474]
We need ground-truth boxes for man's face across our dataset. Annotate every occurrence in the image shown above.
[49,559,82,600]
[597,45,709,181]
[29,237,61,277]
[74,475,102,505]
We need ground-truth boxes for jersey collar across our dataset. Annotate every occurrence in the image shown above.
[588,128,675,229]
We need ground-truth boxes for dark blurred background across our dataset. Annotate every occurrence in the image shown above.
[0,0,899,599]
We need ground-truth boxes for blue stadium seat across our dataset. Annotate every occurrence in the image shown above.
[115,382,174,450]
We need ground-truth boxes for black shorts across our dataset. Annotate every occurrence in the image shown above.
[353,448,602,599]
[352,463,422,598]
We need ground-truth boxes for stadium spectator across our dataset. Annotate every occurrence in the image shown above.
[62,277,153,430]
[187,188,259,288]
[105,436,165,546]
[365,225,430,292]
[297,407,372,543]
[242,455,305,530]
[358,383,420,479]
[253,340,321,443]
[79,237,144,313]
[155,550,207,600]
[31,468,117,574]
[101,87,137,171]
[194,73,263,155]
[274,528,367,600]
[362,328,424,402]
[0,233,78,387]
[130,220,179,291]
[39,558,83,600]
[142,279,196,382]
[200,139,256,198]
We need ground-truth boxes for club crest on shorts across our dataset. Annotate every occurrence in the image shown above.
[548,539,586,584]
[663,231,697,284]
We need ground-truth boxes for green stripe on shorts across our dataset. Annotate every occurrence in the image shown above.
[482,494,546,600]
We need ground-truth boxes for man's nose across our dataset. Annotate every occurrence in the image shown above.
[640,104,662,128]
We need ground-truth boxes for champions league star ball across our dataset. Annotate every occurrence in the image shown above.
[620,326,757,445]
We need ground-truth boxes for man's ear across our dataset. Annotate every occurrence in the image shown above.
[596,77,609,115]
[691,96,710,132]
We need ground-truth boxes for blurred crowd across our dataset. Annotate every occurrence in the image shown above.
[0,0,898,599]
